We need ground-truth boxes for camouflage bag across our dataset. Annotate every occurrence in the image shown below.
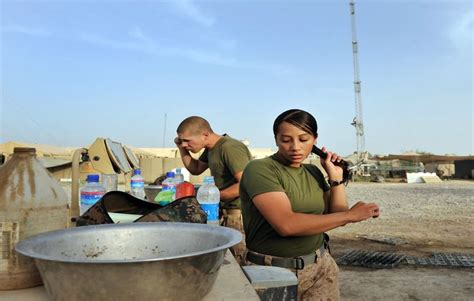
[76,191,207,227]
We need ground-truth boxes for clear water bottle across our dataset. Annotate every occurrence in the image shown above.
[130,169,145,199]
[154,171,176,205]
[196,176,220,225]
[80,174,106,214]
[174,168,184,184]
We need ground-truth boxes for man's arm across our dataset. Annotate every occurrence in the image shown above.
[219,141,251,202]
[219,171,243,202]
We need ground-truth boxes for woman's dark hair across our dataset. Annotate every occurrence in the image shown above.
[273,109,318,137]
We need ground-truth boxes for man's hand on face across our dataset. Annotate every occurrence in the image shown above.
[174,137,186,151]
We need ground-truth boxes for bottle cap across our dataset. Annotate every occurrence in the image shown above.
[87,174,100,182]
[176,168,182,174]
[204,176,215,184]
[133,169,141,175]
[166,171,175,178]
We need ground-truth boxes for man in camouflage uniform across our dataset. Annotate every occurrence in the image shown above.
[174,116,252,265]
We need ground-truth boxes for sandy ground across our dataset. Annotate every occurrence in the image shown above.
[328,180,474,300]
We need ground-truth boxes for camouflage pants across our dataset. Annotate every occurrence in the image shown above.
[221,209,246,265]
[296,249,340,301]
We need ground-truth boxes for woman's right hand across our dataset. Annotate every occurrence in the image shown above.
[348,201,380,222]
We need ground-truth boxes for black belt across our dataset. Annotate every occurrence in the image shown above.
[246,245,326,270]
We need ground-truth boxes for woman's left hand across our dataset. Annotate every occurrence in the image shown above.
[320,147,344,181]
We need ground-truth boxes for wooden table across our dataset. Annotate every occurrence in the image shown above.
[0,251,259,301]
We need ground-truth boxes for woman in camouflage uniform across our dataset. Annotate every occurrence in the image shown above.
[240,109,380,300]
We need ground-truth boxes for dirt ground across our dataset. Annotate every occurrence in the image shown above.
[328,180,474,300]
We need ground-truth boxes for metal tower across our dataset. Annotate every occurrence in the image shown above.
[349,1,365,162]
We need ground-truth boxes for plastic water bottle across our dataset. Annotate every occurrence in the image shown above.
[154,171,176,205]
[80,174,106,214]
[174,168,184,184]
[130,169,145,199]
[196,176,220,225]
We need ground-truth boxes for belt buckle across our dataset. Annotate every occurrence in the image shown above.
[295,257,305,269]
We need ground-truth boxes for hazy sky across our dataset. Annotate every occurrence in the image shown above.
[1,0,472,156]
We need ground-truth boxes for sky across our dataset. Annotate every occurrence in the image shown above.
[1,0,473,156]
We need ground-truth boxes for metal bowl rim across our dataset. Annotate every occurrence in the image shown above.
[15,222,242,264]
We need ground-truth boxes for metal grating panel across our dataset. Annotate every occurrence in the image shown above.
[336,250,405,268]
[405,253,474,268]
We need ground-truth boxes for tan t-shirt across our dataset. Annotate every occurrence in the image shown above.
[240,154,329,257]
[199,135,252,209]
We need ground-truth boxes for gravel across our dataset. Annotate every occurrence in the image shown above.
[329,180,474,250]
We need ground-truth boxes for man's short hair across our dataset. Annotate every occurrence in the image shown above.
[177,116,213,135]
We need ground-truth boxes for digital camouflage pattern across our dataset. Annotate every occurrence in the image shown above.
[76,198,114,226]
[76,191,206,227]
[296,250,340,301]
[221,209,246,265]
[244,246,339,301]
[137,196,206,223]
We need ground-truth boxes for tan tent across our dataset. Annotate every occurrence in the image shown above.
[0,141,76,159]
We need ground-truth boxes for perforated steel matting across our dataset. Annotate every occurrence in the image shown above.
[336,250,405,268]
[405,253,474,268]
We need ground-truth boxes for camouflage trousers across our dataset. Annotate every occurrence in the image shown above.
[296,249,340,301]
[220,209,246,265]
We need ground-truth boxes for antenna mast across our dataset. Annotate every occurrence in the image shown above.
[162,113,167,148]
[349,0,366,163]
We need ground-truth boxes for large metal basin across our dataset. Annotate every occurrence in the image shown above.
[16,223,242,301]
